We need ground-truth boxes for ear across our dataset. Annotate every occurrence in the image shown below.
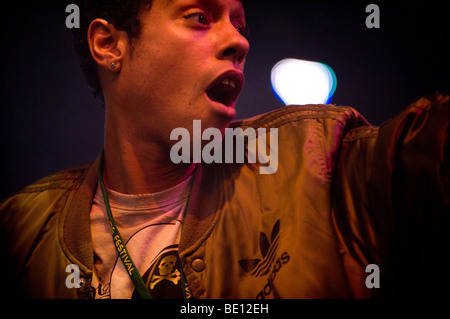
[88,19,127,72]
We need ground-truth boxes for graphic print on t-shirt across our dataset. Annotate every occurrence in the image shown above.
[131,244,191,299]
[106,221,183,299]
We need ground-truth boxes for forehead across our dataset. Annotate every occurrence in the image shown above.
[163,0,245,12]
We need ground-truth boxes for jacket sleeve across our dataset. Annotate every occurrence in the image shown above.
[332,93,449,298]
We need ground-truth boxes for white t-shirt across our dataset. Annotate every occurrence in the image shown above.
[90,176,193,299]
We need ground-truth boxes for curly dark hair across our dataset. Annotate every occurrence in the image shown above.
[72,0,152,99]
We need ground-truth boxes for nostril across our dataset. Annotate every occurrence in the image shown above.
[237,53,246,64]
[221,47,246,64]
[222,47,237,57]
[218,31,249,64]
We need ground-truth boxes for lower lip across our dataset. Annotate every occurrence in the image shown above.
[205,94,237,119]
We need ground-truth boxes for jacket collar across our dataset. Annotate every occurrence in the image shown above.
[179,162,224,257]
[61,157,99,273]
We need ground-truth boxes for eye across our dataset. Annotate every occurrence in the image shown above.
[185,12,210,26]
[234,25,249,38]
[235,26,246,35]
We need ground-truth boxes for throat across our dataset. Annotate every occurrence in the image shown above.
[102,147,197,195]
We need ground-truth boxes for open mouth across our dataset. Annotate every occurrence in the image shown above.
[206,71,244,107]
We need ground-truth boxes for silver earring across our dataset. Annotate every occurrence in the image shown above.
[110,62,116,70]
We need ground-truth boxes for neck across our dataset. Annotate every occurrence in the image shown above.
[102,117,196,195]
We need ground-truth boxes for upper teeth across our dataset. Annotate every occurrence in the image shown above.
[221,79,236,88]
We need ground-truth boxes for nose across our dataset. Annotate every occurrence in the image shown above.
[216,21,250,66]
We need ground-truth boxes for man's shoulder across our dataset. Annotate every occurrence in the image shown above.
[20,164,90,194]
[0,163,92,211]
[231,104,369,129]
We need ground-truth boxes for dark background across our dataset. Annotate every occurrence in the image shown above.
[1,1,448,199]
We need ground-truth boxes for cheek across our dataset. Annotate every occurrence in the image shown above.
[122,28,215,114]
[148,59,207,103]
[131,24,214,95]
[121,51,206,123]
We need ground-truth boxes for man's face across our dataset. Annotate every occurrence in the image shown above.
[117,0,250,144]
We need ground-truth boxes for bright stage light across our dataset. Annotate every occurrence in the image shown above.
[271,58,337,105]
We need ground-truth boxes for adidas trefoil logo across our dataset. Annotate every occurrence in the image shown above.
[239,220,282,277]
[238,220,290,298]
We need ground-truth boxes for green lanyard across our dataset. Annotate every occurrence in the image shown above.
[97,152,192,299]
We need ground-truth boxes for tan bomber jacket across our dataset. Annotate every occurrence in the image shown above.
[1,94,448,299]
